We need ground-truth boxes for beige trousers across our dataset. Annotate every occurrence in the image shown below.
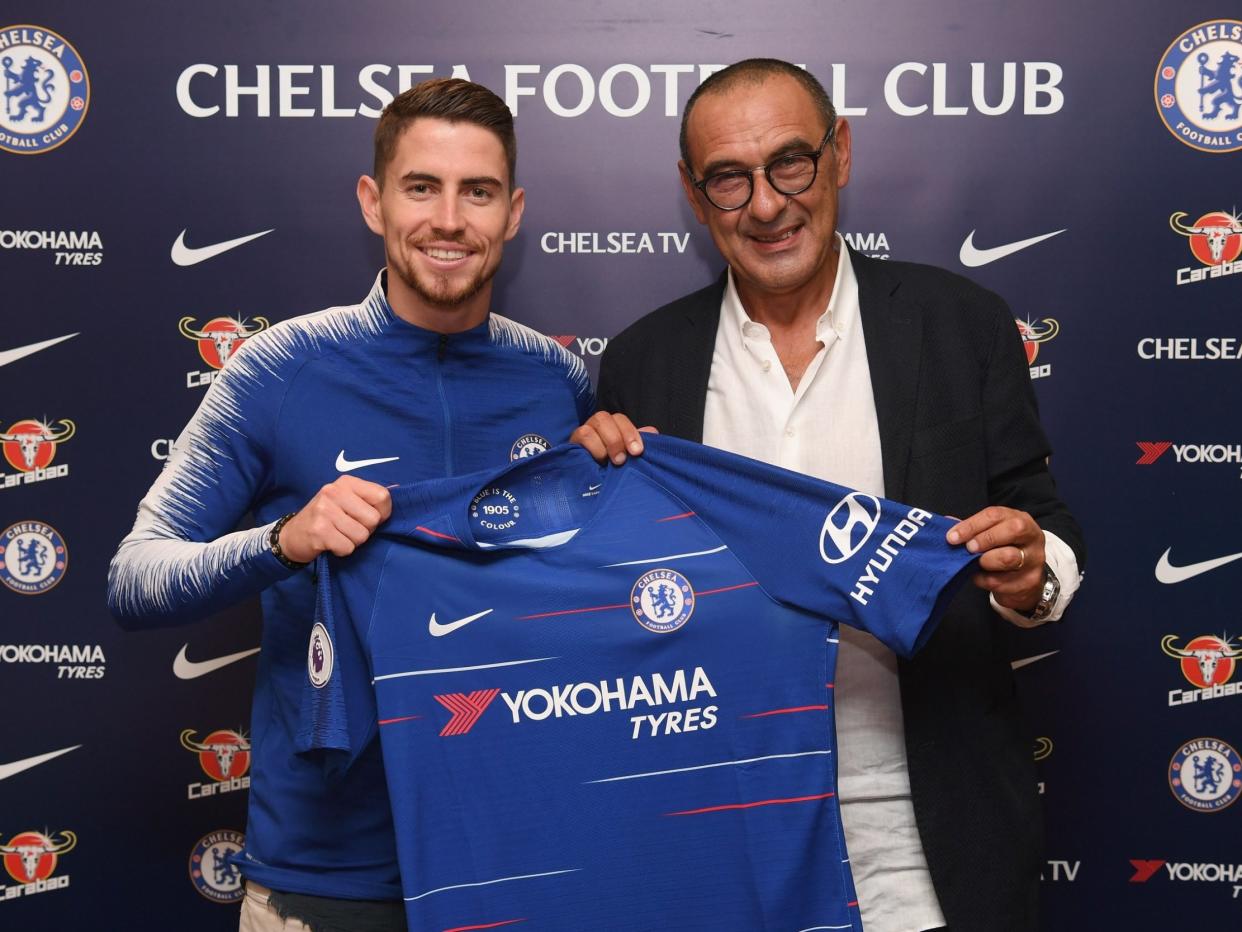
[238,881,313,932]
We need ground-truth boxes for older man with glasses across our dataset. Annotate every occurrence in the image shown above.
[575,58,1084,932]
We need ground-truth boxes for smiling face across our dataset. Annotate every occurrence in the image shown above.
[680,73,851,308]
[358,117,524,330]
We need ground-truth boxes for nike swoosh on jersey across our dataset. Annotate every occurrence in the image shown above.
[1010,650,1058,670]
[173,644,261,679]
[428,609,494,637]
[958,229,1066,267]
[0,333,79,369]
[171,228,274,266]
[0,745,81,782]
[1155,547,1242,584]
[336,451,401,472]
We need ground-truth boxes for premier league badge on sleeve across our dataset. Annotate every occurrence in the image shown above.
[0,25,90,155]
[307,622,334,688]
[631,568,695,634]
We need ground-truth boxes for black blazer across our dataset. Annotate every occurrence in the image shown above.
[598,250,1084,932]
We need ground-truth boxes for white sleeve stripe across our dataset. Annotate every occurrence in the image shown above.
[488,314,592,404]
[110,276,389,616]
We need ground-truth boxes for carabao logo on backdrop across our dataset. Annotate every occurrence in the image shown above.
[0,829,76,901]
[1168,208,1242,286]
[0,26,89,155]
[174,60,1064,119]
[180,316,269,389]
[1155,20,1242,153]
[0,418,74,491]
[1016,317,1059,381]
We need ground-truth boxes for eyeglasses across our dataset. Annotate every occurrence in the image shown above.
[689,126,835,211]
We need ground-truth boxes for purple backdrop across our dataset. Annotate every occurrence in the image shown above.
[2,2,1240,926]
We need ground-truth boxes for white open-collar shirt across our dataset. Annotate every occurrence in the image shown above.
[702,235,1078,932]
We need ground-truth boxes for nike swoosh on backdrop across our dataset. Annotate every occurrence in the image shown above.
[0,745,81,782]
[171,228,274,266]
[173,644,261,679]
[336,451,401,472]
[1155,548,1242,584]
[0,333,78,368]
[959,229,1066,267]
[429,609,494,637]
[1011,650,1059,670]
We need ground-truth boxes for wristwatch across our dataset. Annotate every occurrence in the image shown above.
[1026,564,1061,624]
[269,513,309,570]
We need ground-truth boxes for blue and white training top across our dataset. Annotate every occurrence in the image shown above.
[107,271,593,900]
[299,434,976,929]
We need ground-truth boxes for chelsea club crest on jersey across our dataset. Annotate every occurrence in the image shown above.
[510,433,550,460]
[631,568,696,634]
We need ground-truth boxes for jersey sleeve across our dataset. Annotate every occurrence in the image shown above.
[632,435,978,658]
[106,330,300,627]
[295,548,382,778]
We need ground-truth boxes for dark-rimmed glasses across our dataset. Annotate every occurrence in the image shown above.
[689,126,835,211]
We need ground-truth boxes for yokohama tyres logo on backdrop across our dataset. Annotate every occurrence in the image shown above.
[1136,440,1242,477]
[1130,858,1242,901]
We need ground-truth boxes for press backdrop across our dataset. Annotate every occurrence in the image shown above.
[3,2,1240,927]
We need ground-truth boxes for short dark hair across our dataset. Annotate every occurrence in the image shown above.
[679,59,837,171]
[373,77,517,187]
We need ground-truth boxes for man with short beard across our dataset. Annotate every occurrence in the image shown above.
[109,78,593,932]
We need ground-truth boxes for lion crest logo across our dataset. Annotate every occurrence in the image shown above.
[0,25,91,154]
[1155,20,1242,153]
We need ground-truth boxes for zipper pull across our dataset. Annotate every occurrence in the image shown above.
[437,333,448,362]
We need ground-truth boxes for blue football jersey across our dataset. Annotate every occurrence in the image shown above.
[300,434,976,929]
[108,272,593,899]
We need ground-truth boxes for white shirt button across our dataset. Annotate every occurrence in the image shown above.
[761,360,772,372]
[785,427,796,437]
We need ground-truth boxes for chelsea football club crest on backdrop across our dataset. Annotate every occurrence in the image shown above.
[1155,20,1242,153]
[0,520,68,594]
[1168,737,1241,812]
[0,26,90,155]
